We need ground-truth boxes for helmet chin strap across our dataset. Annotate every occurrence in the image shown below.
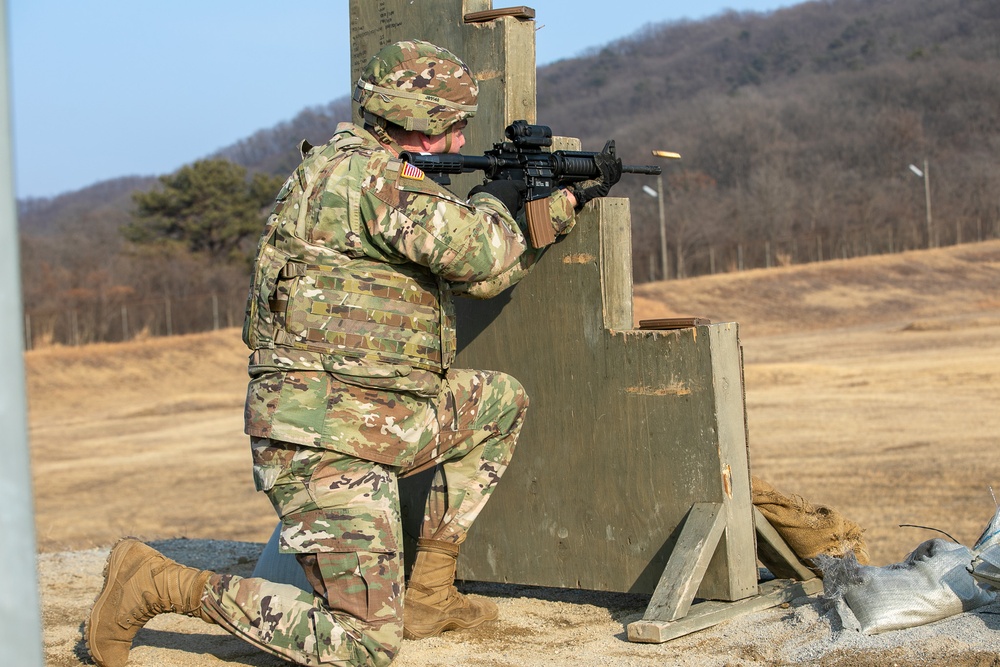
[364,109,455,156]
[363,110,399,150]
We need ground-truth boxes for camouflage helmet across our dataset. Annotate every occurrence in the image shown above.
[354,40,478,136]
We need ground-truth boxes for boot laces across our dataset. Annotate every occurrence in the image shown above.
[127,588,187,626]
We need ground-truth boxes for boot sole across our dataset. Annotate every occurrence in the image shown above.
[85,537,142,667]
[403,605,499,640]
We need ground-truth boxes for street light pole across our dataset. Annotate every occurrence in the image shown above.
[922,159,933,247]
[909,160,933,248]
[655,173,668,280]
[651,150,681,280]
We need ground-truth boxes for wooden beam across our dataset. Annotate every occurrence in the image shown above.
[753,506,819,582]
[627,578,825,643]
[465,6,536,22]
[643,503,726,623]
[638,317,712,330]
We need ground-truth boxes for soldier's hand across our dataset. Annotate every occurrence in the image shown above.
[469,178,528,217]
[570,140,623,209]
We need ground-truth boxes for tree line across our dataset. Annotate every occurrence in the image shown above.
[19,161,283,348]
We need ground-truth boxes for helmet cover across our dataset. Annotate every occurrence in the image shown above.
[354,39,478,136]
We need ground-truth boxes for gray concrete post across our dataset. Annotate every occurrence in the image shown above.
[0,0,45,663]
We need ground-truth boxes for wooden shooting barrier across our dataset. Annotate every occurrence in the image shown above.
[344,0,821,643]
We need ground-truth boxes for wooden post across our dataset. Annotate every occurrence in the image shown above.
[349,0,535,197]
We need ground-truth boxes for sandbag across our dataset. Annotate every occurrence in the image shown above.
[752,476,870,565]
[821,538,996,634]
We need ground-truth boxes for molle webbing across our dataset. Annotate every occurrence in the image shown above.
[276,261,453,372]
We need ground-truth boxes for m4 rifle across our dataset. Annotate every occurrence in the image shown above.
[400,120,661,248]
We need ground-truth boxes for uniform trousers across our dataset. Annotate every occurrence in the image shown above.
[200,368,527,666]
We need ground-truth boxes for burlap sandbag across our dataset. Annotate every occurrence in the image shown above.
[752,476,870,565]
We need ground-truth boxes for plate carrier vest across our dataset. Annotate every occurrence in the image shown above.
[243,133,456,375]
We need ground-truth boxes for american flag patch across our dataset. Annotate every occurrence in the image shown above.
[401,162,425,181]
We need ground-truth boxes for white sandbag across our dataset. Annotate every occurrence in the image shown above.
[821,538,996,634]
[251,521,312,592]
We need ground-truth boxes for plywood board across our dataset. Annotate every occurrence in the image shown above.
[451,198,758,599]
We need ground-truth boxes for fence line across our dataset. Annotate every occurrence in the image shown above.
[638,217,1000,282]
[23,290,246,350]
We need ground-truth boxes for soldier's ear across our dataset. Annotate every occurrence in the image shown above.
[416,132,437,152]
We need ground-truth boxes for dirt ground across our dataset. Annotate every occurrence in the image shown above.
[29,240,1000,665]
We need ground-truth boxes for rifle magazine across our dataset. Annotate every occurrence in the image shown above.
[525,198,556,248]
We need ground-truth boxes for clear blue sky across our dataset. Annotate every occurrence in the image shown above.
[7,1,796,199]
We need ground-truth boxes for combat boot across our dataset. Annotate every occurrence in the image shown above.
[86,538,215,667]
[403,537,498,639]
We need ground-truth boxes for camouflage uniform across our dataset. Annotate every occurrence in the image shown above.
[86,40,621,667]
[198,112,577,666]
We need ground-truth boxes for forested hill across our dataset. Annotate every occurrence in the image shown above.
[535,0,1000,278]
[19,0,1000,280]
[538,0,1000,140]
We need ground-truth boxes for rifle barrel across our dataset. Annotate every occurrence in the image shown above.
[623,165,662,175]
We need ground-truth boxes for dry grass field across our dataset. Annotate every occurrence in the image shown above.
[634,239,1000,566]
[28,239,1000,666]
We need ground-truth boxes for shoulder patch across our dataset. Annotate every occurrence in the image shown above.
[401,162,425,181]
[387,158,473,210]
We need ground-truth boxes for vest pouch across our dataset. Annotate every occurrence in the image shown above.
[243,243,293,349]
[439,281,457,369]
[281,262,446,372]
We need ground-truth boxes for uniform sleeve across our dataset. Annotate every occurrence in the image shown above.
[452,188,577,299]
[363,160,576,289]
